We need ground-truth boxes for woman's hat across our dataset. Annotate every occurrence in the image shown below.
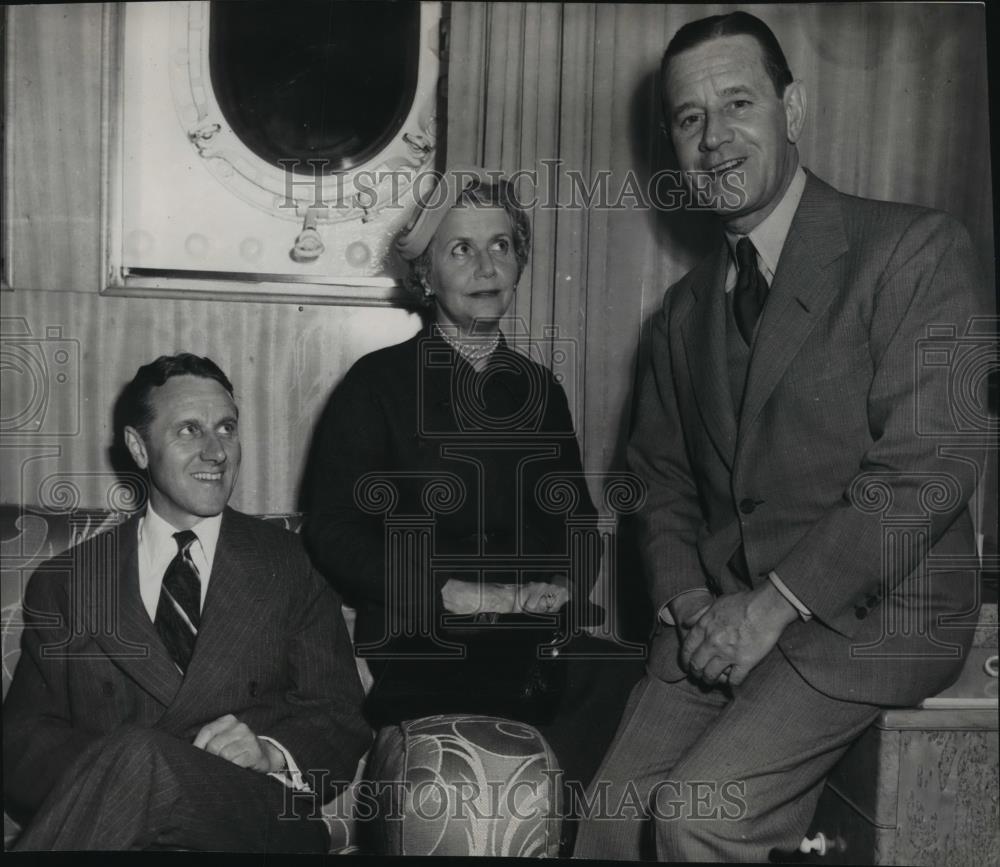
[395,165,505,260]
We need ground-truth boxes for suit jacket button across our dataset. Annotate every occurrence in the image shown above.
[739,498,757,515]
[101,681,115,697]
[854,606,868,620]
[248,680,258,698]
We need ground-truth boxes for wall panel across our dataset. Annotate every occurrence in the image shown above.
[6,4,103,292]
[1,289,418,513]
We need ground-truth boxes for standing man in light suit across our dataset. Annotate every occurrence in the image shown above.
[4,353,371,851]
[575,11,985,861]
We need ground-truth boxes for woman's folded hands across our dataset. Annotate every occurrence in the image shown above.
[440,577,570,615]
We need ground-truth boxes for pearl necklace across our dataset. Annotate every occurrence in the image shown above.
[435,325,501,365]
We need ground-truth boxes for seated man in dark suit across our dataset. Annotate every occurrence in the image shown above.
[3,353,371,851]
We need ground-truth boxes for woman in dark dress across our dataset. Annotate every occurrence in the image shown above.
[303,167,642,797]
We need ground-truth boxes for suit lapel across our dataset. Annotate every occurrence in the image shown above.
[680,238,738,469]
[93,515,184,708]
[160,508,272,723]
[738,174,849,439]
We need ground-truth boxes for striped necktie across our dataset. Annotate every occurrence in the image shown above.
[155,529,202,673]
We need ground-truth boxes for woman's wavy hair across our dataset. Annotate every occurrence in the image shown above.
[405,178,532,309]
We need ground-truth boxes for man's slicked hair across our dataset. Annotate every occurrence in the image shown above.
[119,353,234,439]
[661,11,793,102]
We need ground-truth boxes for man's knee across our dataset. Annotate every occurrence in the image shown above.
[79,725,187,770]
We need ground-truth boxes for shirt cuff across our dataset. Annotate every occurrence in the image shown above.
[658,588,714,626]
[768,571,813,621]
[259,736,312,793]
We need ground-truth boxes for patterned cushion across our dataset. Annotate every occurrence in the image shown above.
[366,715,562,857]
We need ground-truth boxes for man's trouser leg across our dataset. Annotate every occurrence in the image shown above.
[573,650,881,861]
[14,726,329,852]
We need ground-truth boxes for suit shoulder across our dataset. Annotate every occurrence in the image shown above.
[222,512,331,605]
[40,517,131,567]
[225,511,320,583]
[836,189,970,248]
[22,559,67,607]
[658,263,703,322]
[225,509,303,549]
[22,520,126,604]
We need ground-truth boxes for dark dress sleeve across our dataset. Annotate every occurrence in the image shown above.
[303,362,397,610]
[524,369,601,601]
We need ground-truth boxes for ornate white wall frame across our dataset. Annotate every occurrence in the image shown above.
[101,1,443,306]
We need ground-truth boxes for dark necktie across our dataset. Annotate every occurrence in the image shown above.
[734,236,769,345]
[155,529,201,673]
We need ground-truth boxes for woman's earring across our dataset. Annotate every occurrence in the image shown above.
[422,283,434,299]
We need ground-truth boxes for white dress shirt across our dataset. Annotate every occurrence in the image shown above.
[723,164,808,294]
[138,505,309,790]
[137,506,221,621]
